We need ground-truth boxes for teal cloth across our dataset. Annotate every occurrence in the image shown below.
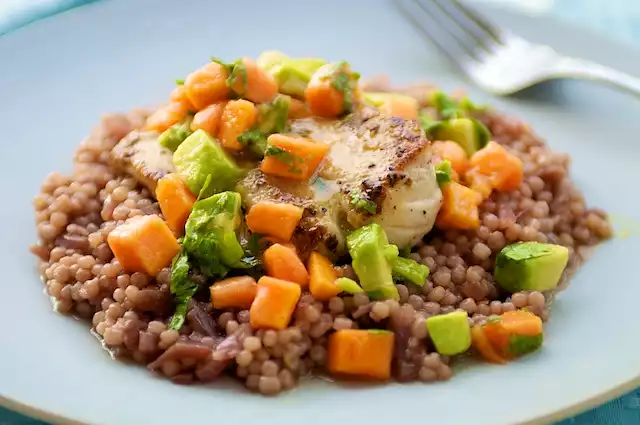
[0,0,99,35]
[1,1,640,424]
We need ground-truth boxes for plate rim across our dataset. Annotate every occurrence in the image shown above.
[2,375,640,425]
[1,1,639,424]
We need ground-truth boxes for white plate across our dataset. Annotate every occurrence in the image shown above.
[2,1,640,424]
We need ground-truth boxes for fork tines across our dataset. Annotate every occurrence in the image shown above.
[397,0,504,64]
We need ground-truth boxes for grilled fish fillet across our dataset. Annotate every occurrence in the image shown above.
[110,130,175,193]
[238,108,442,257]
[110,110,442,258]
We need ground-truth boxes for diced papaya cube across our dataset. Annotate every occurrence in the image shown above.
[144,102,190,133]
[155,174,196,234]
[260,134,330,180]
[107,215,180,276]
[250,276,302,330]
[432,141,469,175]
[245,201,303,241]
[218,99,258,151]
[436,181,483,230]
[308,252,341,301]
[263,243,309,286]
[210,276,258,309]
[184,62,230,110]
[471,326,507,364]
[468,141,523,192]
[327,329,394,380]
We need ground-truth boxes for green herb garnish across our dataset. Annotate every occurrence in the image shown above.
[175,79,185,86]
[264,145,303,174]
[211,56,232,71]
[486,315,502,324]
[237,95,291,157]
[167,251,197,330]
[430,91,487,120]
[158,118,193,152]
[349,188,377,214]
[167,192,262,330]
[368,329,393,335]
[432,91,463,120]
[238,129,268,156]
[227,59,248,95]
[435,160,452,185]
[256,95,289,134]
[196,174,213,201]
[419,111,443,134]
[329,61,360,113]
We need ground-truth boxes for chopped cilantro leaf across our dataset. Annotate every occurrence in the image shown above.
[196,174,213,201]
[329,61,360,113]
[486,315,501,324]
[167,251,198,330]
[349,188,377,214]
[435,160,452,185]
[175,79,185,86]
[211,56,232,72]
[238,129,268,156]
[419,111,443,134]
[227,59,248,95]
[264,144,303,174]
[432,91,463,120]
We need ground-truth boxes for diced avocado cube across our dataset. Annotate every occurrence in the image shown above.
[431,117,489,156]
[256,94,290,134]
[426,311,472,355]
[347,224,399,300]
[287,58,327,76]
[238,94,292,156]
[383,243,429,286]
[435,159,452,185]
[173,129,242,198]
[363,92,415,107]
[336,277,364,294]
[256,50,290,72]
[419,111,442,133]
[430,91,461,120]
[158,118,193,152]
[383,244,399,262]
[430,90,486,119]
[494,242,569,293]
[270,58,326,98]
[508,333,543,357]
[391,256,429,286]
[183,191,245,276]
[458,97,486,113]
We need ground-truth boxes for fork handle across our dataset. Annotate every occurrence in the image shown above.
[555,57,640,97]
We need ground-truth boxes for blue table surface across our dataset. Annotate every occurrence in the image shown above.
[2,1,640,424]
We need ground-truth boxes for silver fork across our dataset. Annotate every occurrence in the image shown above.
[397,0,640,96]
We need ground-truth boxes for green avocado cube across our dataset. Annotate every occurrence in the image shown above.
[383,244,399,262]
[256,50,290,72]
[173,129,242,199]
[494,242,569,293]
[363,92,416,107]
[426,311,471,355]
[391,256,429,286]
[431,117,489,156]
[347,223,399,300]
[271,58,326,97]
[185,191,244,268]
[508,333,544,357]
[335,277,364,294]
[158,117,193,152]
